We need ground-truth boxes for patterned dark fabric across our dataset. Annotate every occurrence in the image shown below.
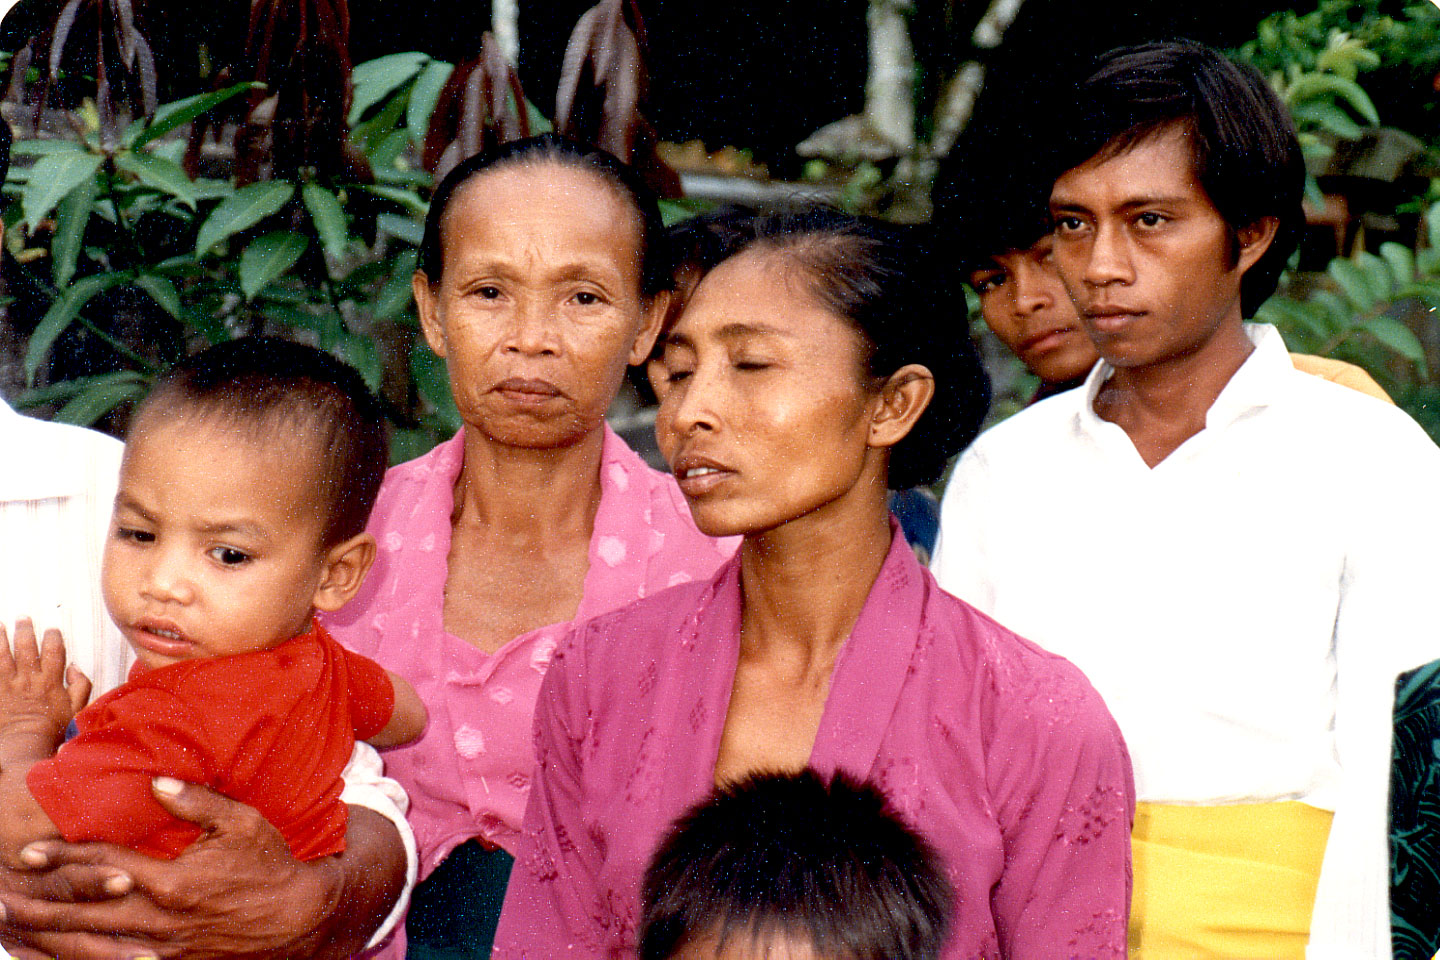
[1391,658,1440,960]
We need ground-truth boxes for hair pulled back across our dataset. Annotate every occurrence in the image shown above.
[419,133,671,297]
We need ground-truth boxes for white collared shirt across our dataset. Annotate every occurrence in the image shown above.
[0,398,416,946]
[933,323,1440,959]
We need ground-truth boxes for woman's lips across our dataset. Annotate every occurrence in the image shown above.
[492,378,564,404]
[672,456,734,497]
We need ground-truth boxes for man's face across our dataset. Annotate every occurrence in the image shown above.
[969,235,1098,385]
[1047,125,1273,371]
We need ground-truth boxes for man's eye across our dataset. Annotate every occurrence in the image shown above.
[1054,216,1084,233]
[208,546,251,566]
[476,286,502,299]
[574,291,601,306]
[1137,212,1167,227]
[116,527,154,543]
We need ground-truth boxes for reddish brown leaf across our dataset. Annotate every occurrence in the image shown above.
[422,32,531,181]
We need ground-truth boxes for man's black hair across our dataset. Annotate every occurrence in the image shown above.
[419,132,670,297]
[135,337,387,547]
[638,770,953,960]
[931,89,1073,276]
[1052,40,1305,317]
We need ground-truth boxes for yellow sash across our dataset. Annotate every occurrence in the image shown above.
[1129,801,1333,959]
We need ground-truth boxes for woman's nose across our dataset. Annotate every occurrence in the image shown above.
[503,300,560,356]
[662,372,720,437]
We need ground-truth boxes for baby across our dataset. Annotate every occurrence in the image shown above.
[0,337,426,864]
[638,770,953,960]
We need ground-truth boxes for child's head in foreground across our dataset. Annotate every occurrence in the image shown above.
[103,337,387,670]
[639,770,953,960]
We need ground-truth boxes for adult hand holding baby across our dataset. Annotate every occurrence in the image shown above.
[0,778,404,959]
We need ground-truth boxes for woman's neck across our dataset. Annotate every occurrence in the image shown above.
[737,476,895,672]
[452,422,606,542]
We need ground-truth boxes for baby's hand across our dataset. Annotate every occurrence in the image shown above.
[0,620,92,746]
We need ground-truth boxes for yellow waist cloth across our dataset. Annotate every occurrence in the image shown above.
[1129,801,1333,959]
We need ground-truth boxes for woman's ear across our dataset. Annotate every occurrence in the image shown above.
[413,271,447,358]
[313,533,378,613]
[868,364,935,450]
[1236,216,1279,274]
[629,291,672,366]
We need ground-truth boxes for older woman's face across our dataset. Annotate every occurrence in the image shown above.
[415,163,664,449]
[655,250,881,538]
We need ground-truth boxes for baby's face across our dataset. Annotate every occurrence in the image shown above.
[102,416,333,670]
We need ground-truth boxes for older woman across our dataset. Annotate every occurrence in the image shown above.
[493,208,1135,959]
[322,135,735,959]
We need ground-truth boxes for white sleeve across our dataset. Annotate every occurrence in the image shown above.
[1307,434,1440,960]
[340,741,418,949]
[929,446,997,612]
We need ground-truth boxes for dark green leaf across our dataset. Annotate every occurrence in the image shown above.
[406,60,453,143]
[22,152,104,230]
[1328,257,1381,312]
[239,231,309,300]
[115,151,197,208]
[337,335,384,392]
[363,184,429,218]
[53,371,151,425]
[51,173,100,287]
[412,340,462,433]
[349,52,428,125]
[196,182,294,257]
[1363,315,1426,362]
[10,140,85,157]
[1380,242,1417,287]
[302,184,349,259]
[134,274,182,318]
[25,273,129,384]
[127,82,261,151]
[1292,100,1365,139]
[373,248,418,320]
[377,212,424,246]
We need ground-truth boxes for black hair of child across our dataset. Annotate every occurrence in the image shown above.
[638,770,954,960]
[1052,40,1306,318]
[418,132,671,297]
[137,337,387,547]
[717,205,990,490]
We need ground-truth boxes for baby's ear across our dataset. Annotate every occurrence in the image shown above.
[313,533,377,612]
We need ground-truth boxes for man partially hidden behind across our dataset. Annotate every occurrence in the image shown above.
[932,41,1440,959]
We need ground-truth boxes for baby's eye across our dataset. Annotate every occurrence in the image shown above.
[116,526,154,544]
[208,545,252,566]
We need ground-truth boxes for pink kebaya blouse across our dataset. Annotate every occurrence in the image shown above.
[493,529,1135,960]
[323,426,735,881]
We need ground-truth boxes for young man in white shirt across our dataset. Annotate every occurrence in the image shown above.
[932,40,1440,959]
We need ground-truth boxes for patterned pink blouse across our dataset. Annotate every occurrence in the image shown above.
[323,426,735,878]
[493,529,1135,960]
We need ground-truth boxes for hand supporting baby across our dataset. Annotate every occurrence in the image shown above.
[0,621,92,868]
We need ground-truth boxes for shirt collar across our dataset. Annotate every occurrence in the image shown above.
[1074,322,1293,437]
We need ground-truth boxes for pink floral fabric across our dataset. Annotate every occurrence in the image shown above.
[322,427,734,915]
[493,529,1136,960]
